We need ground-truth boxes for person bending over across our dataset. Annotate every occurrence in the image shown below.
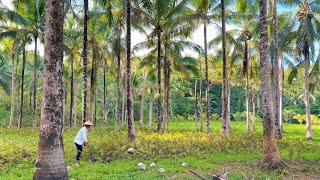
[74,120,93,162]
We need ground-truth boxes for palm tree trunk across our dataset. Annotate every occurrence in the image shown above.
[162,45,170,131]
[33,0,67,178]
[194,80,198,128]
[304,53,312,139]
[103,59,108,127]
[244,39,250,133]
[199,79,203,131]
[204,22,210,132]
[273,0,282,139]
[90,42,97,123]
[148,89,153,129]
[33,34,38,129]
[140,70,146,129]
[252,91,256,132]
[82,0,89,123]
[156,26,162,132]
[73,82,77,126]
[69,56,74,128]
[258,0,282,168]
[221,0,230,137]
[63,85,67,127]
[245,71,250,133]
[126,0,136,142]
[18,47,26,128]
[115,28,121,131]
[9,50,17,128]
[121,85,126,126]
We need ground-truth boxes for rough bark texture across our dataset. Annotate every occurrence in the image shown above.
[258,0,283,170]
[33,0,68,178]
[204,22,210,132]
[82,0,89,123]
[272,0,282,139]
[156,27,162,132]
[126,0,136,142]
[221,0,230,137]
[19,47,26,128]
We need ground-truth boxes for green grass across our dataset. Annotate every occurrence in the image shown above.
[0,121,320,179]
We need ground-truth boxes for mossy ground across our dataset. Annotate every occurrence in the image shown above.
[0,121,319,179]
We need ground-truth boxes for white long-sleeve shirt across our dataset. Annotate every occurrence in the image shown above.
[74,127,88,145]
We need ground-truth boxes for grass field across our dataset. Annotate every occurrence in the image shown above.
[0,120,320,179]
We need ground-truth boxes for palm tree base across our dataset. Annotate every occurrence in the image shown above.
[258,159,286,171]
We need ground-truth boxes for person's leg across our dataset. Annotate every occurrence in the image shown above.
[75,143,83,161]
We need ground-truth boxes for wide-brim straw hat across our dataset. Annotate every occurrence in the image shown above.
[83,120,94,126]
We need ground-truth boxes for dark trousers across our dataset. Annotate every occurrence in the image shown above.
[75,143,83,161]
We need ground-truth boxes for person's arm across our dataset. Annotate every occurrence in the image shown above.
[82,128,88,146]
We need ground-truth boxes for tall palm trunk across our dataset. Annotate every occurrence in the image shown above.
[73,82,78,126]
[103,59,108,127]
[199,69,203,130]
[90,42,97,124]
[33,0,67,178]
[252,91,256,132]
[33,34,38,128]
[204,22,210,132]
[244,40,250,133]
[82,0,89,123]
[126,0,136,142]
[148,88,153,129]
[156,26,162,132]
[115,28,121,131]
[304,51,312,139]
[140,70,146,129]
[121,85,126,125]
[258,0,282,168]
[9,48,17,128]
[221,0,230,137]
[245,74,250,132]
[162,44,170,131]
[69,55,74,128]
[194,80,198,128]
[18,47,26,128]
[273,0,282,139]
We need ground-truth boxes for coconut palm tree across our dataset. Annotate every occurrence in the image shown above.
[126,0,137,142]
[132,0,192,131]
[285,0,320,139]
[33,0,67,178]
[81,0,89,123]
[1,0,46,127]
[258,0,283,169]
[191,0,221,132]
